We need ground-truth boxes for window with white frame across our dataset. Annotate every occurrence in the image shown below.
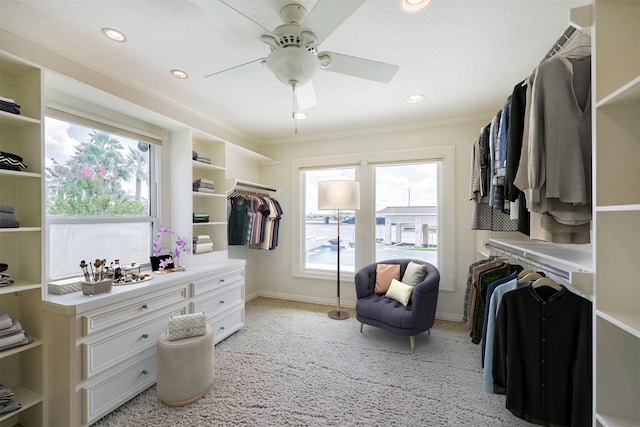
[293,147,455,291]
[44,110,161,280]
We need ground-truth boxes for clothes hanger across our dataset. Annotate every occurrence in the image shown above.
[558,32,591,58]
[517,268,535,279]
[531,277,563,291]
[518,272,543,285]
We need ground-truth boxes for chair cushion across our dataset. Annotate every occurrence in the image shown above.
[374,264,400,294]
[355,294,419,330]
[402,261,427,286]
[385,278,414,306]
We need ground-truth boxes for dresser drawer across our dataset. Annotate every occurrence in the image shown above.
[190,268,244,297]
[82,304,186,379]
[210,303,244,344]
[191,281,243,318]
[83,349,157,425]
[82,286,188,336]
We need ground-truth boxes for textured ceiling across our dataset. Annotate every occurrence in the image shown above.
[0,0,588,144]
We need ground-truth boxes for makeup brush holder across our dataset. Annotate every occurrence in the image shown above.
[81,278,113,295]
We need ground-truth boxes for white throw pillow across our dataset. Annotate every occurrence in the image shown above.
[402,261,427,287]
[385,278,414,306]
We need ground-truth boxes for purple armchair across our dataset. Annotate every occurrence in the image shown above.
[355,259,440,353]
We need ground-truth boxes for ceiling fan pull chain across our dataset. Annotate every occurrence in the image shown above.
[292,80,298,135]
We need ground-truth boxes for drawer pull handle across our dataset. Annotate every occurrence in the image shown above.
[142,369,149,375]
[220,326,225,330]
[141,304,148,310]
[142,333,149,339]
[219,279,225,283]
[220,300,225,304]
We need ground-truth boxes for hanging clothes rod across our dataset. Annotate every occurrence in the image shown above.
[541,26,578,62]
[485,242,570,280]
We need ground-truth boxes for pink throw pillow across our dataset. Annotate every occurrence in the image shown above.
[375,264,400,294]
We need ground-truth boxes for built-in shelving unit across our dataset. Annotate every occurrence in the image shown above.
[593,0,640,425]
[191,134,229,261]
[0,53,44,426]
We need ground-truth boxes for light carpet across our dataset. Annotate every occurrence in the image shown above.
[92,297,530,426]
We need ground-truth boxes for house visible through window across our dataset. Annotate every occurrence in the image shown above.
[294,146,454,291]
[44,115,159,279]
[374,162,439,266]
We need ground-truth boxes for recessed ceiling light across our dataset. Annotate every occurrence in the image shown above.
[170,69,189,79]
[399,0,431,13]
[293,112,307,120]
[101,27,127,43]
[406,94,425,104]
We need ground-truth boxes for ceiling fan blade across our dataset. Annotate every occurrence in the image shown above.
[303,0,365,45]
[296,81,317,110]
[319,52,399,83]
[214,0,273,34]
[204,58,264,78]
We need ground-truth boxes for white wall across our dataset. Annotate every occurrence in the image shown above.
[251,118,488,321]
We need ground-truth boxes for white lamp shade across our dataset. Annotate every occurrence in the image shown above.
[318,180,360,210]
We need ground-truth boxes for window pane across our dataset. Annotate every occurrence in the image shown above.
[44,116,156,279]
[48,222,152,278]
[304,168,356,272]
[375,163,439,266]
[45,117,151,216]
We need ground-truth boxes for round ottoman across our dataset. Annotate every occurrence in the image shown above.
[156,324,214,406]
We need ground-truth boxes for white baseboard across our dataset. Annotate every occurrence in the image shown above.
[246,291,463,323]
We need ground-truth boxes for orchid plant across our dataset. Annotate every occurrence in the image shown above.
[152,225,189,270]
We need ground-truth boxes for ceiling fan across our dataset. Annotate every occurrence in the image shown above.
[204,0,400,115]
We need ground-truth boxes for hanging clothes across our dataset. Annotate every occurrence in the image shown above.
[228,193,283,250]
[470,32,592,244]
[492,284,592,426]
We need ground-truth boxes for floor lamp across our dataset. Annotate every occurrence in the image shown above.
[318,180,360,320]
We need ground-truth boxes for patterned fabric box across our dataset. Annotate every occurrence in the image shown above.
[48,278,82,295]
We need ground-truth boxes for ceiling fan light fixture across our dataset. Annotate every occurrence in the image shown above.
[170,69,189,79]
[406,93,425,104]
[265,47,320,86]
[399,0,431,13]
[101,27,127,42]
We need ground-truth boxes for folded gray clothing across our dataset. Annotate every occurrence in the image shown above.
[0,333,32,352]
[0,205,14,214]
[0,384,14,398]
[0,398,21,415]
[0,217,19,228]
[0,320,22,337]
[0,313,11,330]
[0,332,26,348]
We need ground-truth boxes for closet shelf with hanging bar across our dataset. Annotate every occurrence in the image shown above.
[485,239,593,298]
[226,178,279,198]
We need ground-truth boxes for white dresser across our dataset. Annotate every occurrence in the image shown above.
[42,260,245,427]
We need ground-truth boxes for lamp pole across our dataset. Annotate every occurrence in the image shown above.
[329,209,348,319]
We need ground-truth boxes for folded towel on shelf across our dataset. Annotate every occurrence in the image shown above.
[0,313,12,330]
[0,320,22,337]
[0,333,32,352]
[193,242,214,254]
[0,332,27,348]
[194,188,216,194]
